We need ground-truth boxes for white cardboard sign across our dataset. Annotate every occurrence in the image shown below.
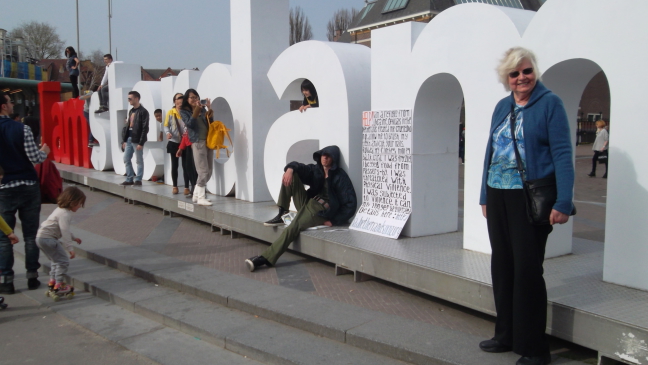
[350,109,413,239]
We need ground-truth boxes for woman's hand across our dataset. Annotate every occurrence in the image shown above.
[282,168,293,187]
[192,104,202,118]
[481,205,487,219]
[176,149,182,158]
[299,105,311,113]
[166,133,172,139]
[549,209,569,225]
[74,238,82,245]
[205,98,212,110]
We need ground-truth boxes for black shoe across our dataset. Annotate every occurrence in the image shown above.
[0,283,15,294]
[134,181,142,186]
[602,173,607,179]
[516,354,551,365]
[587,173,595,177]
[94,106,108,113]
[245,256,270,272]
[27,278,40,290]
[264,207,287,227]
[121,181,134,186]
[479,338,512,353]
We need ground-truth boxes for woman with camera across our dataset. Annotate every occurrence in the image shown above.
[478,47,574,365]
[180,89,213,206]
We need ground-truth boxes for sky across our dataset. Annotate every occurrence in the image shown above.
[3,0,367,71]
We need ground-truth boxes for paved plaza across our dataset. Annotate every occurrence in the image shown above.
[0,144,608,364]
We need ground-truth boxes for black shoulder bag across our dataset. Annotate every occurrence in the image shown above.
[509,105,575,225]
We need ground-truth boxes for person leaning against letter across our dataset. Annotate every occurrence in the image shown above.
[478,47,574,365]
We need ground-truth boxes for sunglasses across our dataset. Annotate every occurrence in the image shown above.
[508,68,533,78]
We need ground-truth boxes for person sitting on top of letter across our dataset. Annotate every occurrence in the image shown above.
[245,145,357,272]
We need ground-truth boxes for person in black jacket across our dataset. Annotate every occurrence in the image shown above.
[245,145,357,272]
[121,91,149,186]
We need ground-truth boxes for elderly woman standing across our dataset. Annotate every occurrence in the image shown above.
[588,120,609,179]
[180,89,213,206]
[479,47,574,365]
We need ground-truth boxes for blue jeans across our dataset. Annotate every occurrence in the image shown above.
[123,137,144,182]
[83,111,94,143]
[0,184,41,282]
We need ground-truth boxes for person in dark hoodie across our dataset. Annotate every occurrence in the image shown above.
[478,47,574,365]
[245,145,356,272]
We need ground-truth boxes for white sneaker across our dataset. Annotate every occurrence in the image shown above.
[195,186,212,206]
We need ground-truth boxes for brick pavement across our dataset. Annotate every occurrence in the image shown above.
[43,143,606,363]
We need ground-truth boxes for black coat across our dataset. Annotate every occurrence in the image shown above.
[285,145,357,226]
[121,106,149,146]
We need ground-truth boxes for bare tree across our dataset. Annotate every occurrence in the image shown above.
[9,21,65,60]
[80,49,107,91]
[289,6,313,46]
[327,8,359,41]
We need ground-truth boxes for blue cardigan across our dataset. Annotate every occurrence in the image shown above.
[479,81,575,215]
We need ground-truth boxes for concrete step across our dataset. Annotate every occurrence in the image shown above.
[13,221,589,365]
[11,263,262,365]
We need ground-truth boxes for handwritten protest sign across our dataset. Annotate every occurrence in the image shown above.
[350,109,413,239]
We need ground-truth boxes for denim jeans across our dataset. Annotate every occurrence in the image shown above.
[84,111,94,143]
[123,137,144,182]
[0,184,41,282]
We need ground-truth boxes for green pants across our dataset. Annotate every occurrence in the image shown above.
[261,174,327,265]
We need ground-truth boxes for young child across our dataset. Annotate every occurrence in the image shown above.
[36,186,86,300]
[155,109,163,141]
[0,166,18,309]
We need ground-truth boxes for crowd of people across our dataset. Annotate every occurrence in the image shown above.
[2,46,610,365]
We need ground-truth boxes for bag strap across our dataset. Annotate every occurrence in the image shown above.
[509,104,526,183]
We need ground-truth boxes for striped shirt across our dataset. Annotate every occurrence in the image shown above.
[0,121,47,189]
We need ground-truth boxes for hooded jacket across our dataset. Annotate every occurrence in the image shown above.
[285,145,357,226]
[480,81,574,215]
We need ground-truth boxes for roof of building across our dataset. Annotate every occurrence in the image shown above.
[348,0,454,32]
[143,68,183,80]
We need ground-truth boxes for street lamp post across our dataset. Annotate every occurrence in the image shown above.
[76,0,81,92]
[108,0,113,56]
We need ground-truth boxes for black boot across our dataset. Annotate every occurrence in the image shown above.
[264,207,288,227]
[28,278,41,290]
[587,172,595,177]
[0,282,15,294]
[245,256,271,272]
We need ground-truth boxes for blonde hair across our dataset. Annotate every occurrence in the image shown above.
[57,186,86,210]
[497,47,542,91]
[595,120,607,128]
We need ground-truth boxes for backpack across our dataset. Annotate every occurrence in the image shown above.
[206,120,233,158]
[34,159,63,204]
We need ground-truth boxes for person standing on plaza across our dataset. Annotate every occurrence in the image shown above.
[180,89,213,206]
[65,47,81,98]
[165,93,189,195]
[587,120,609,179]
[0,91,51,294]
[94,54,113,113]
[80,86,98,147]
[245,145,357,272]
[121,91,149,186]
[479,47,574,365]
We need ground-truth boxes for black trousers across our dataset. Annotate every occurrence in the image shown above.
[70,75,79,98]
[181,147,197,192]
[486,186,552,357]
[591,150,608,176]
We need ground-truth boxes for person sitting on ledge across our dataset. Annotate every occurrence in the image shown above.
[245,145,357,272]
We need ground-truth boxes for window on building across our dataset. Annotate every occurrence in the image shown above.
[359,2,375,21]
[382,0,409,13]
[454,0,523,9]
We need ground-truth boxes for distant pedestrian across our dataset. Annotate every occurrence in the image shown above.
[94,54,113,113]
[36,186,85,300]
[0,91,50,294]
[587,120,609,179]
[299,79,318,113]
[459,125,465,164]
[64,46,81,98]
[121,91,149,186]
[80,86,98,147]
[154,109,163,141]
